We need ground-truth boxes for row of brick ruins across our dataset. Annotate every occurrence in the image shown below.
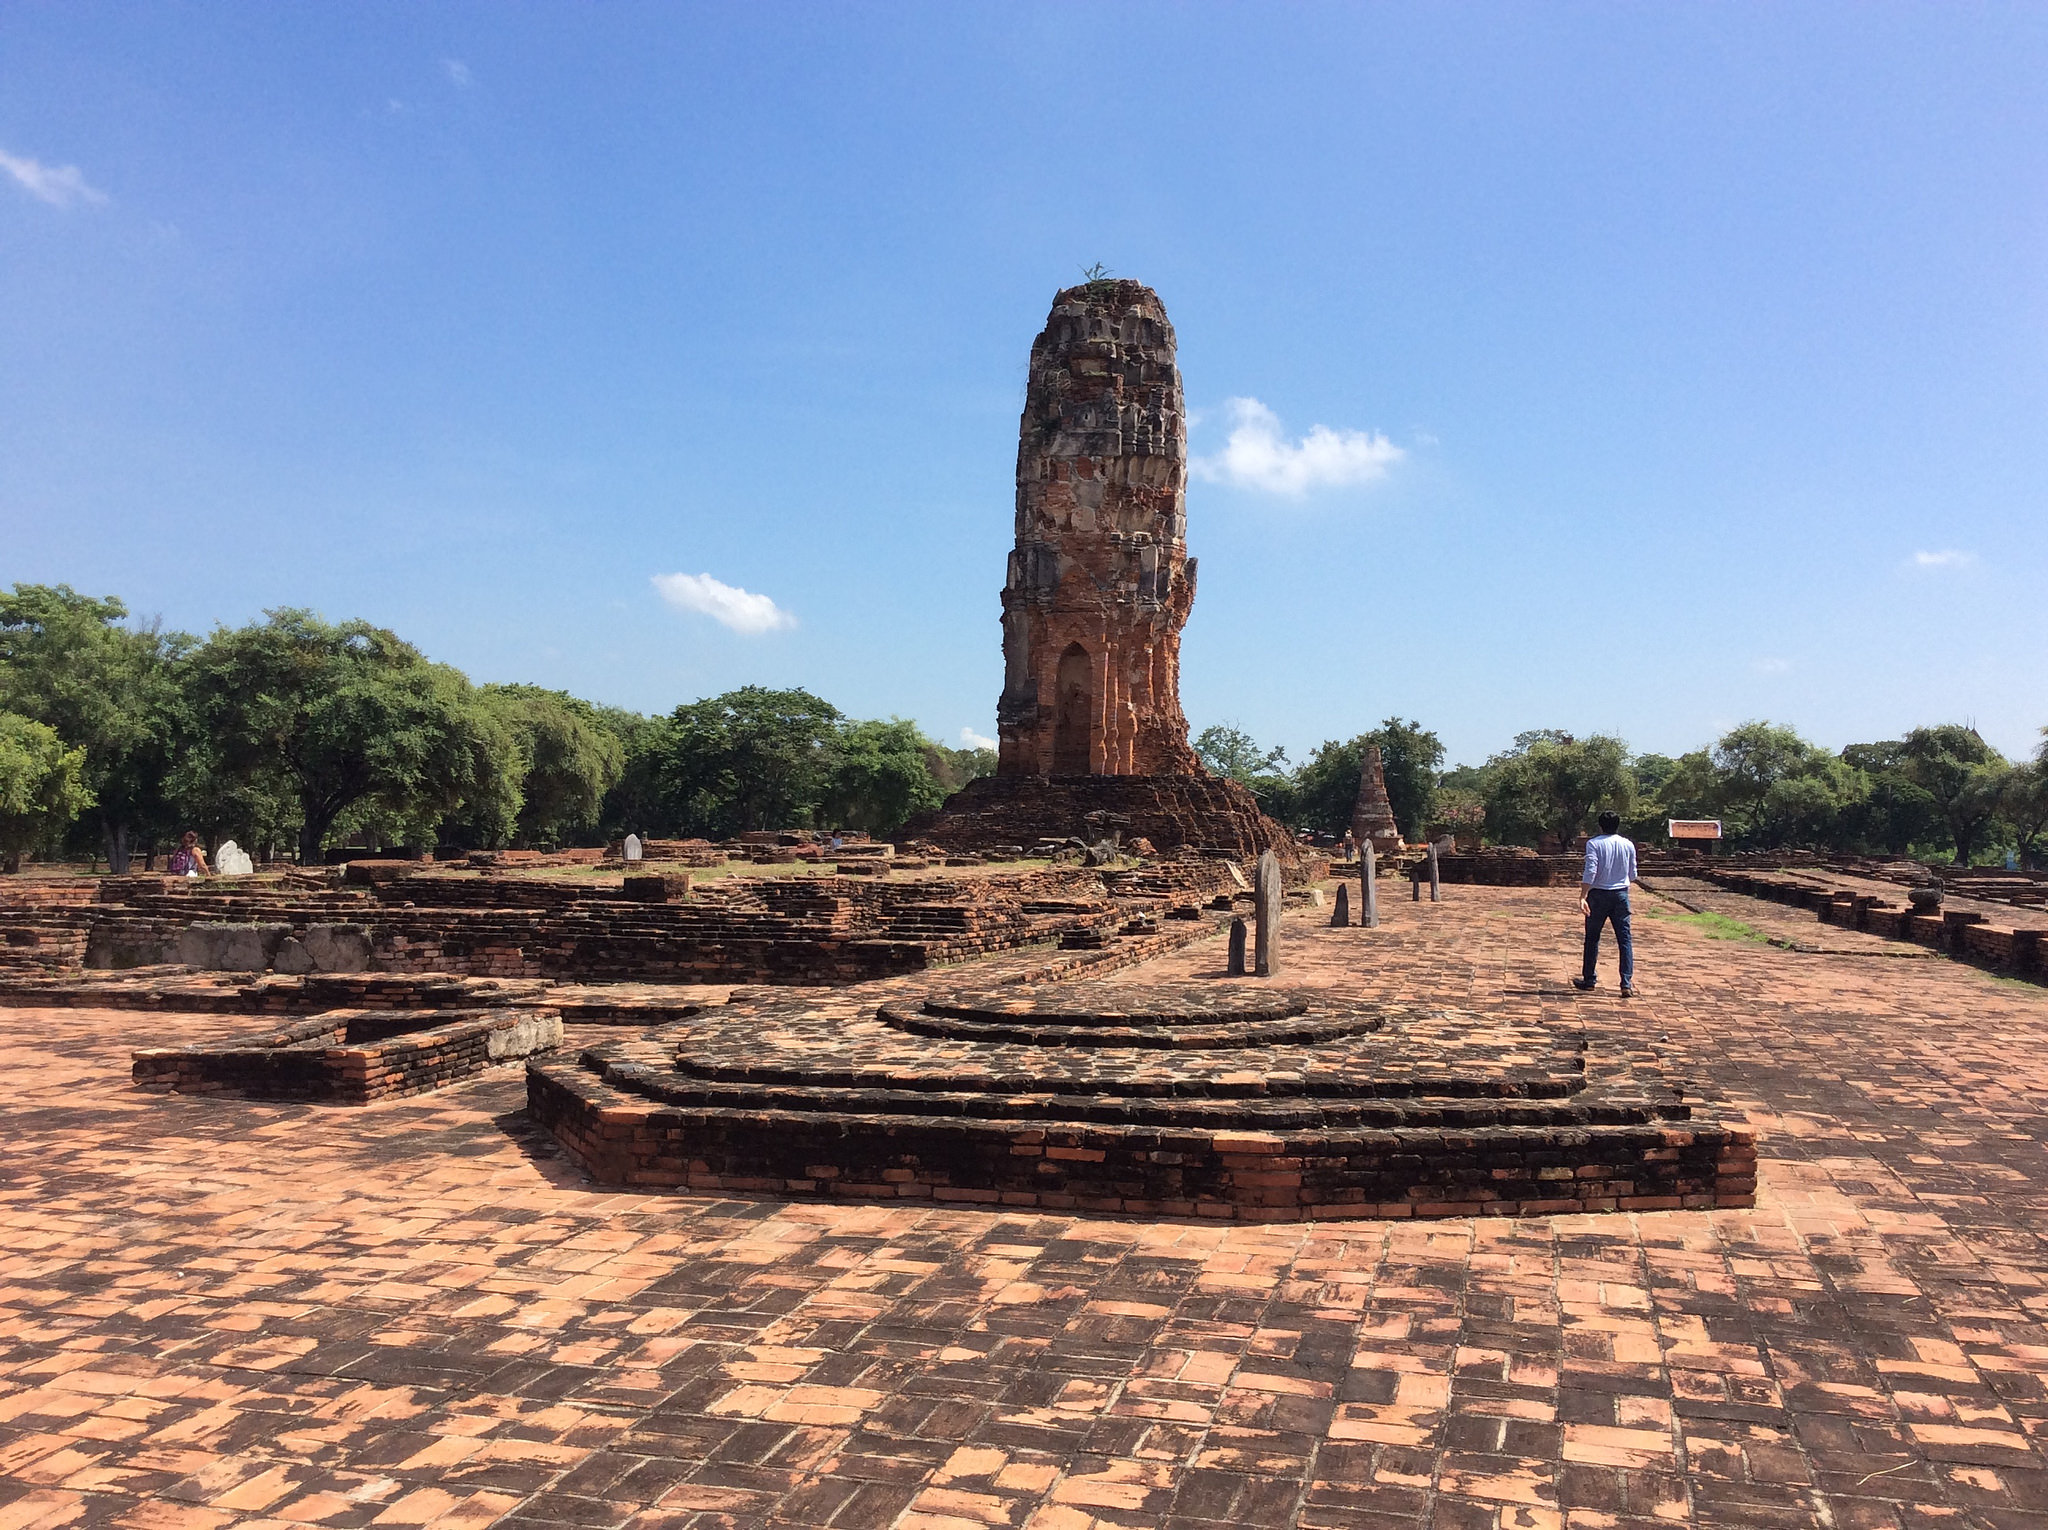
[0,857,1260,989]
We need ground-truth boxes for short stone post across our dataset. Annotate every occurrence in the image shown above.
[1429,843,1442,903]
[1253,848,1281,977]
[1362,842,1379,928]
[1331,883,1350,927]
[1227,917,1248,975]
[623,833,643,862]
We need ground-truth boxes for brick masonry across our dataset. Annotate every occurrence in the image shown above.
[8,878,2048,1527]
[996,279,1201,779]
[132,1004,561,1104]
[527,925,1754,1221]
[0,863,1231,990]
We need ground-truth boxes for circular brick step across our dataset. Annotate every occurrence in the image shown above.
[601,1063,1681,1129]
[879,986,1379,1049]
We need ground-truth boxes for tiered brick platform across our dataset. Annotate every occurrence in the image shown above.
[529,970,1752,1220]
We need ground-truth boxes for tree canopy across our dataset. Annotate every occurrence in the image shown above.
[182,610,497,863]
[0,712,93,873]
[0,585,187,871]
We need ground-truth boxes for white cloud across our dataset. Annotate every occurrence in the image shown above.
[651,572,796,635]
[444,59,473,88]
[1911,549,1976,569]
[0,147,108,208]
[1191,397,1402,496]
[1752,657,1791,675]
[959,727,997,751]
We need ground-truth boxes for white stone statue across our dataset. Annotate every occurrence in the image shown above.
[624,834,643,862]
[214,840,255,875]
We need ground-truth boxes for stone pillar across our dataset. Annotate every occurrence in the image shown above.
[1227,917,1248,976]
[1362,842,1379,928]
[1331,883,1350,927]
[1254,848,1281,977]
[1429,843,1441,903]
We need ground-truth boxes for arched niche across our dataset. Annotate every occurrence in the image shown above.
[1052,642,1093,775]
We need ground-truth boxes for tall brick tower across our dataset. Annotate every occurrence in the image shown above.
[902,279,1301,872]
[996,280,1202,778]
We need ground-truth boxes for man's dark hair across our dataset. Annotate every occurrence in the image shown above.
[1597,810,1620,834]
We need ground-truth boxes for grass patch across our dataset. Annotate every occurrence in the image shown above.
[1976,969,2046,993]
[1645,907,1771,943]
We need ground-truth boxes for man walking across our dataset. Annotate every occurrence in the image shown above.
[1572,810,1637,997]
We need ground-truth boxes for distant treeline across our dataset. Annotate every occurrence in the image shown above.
[1196,717,2048,869]
[0,585,993,871]
[5,583,2043,873]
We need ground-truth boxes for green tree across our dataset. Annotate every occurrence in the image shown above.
[926,742,997,795]
[1287,738,1363,836]
[1756,759,1868,849]
[1195,724,1288,785]
[1194,723,1295,822]
[470,685,625,847]
[2002,756,2048,870]
[0,712,93,872]
[660,686,843,837]
[1834,766,1942,856]
[1655,722,1868,850]
[593,708,673,840]
[0,584,189,871]
[1706,722,1830,843]
[183,610,499,863]
[1432,788,1486,843]
[823,718,947,834]
[1900,725,2012,865]
[1481,733,1634,849]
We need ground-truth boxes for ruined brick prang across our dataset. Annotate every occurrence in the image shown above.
[997,280,1201,777]
[1352,744,1403,853]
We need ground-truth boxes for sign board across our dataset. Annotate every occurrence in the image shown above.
[1667,819,1722,841]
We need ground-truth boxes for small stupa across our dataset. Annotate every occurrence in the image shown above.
[1351,744,1403,858]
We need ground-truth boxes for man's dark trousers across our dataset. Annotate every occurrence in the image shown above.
[1582,887,1633,986]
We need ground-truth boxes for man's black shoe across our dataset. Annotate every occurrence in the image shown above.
[1570,977,1595,992]
[1620,984,1636,998]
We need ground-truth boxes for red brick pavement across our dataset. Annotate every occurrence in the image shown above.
[3,884,2048,1528]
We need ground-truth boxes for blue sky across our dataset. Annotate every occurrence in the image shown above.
[4,3,2044,768]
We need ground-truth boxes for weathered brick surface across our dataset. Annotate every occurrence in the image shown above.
[5,881,2048,1527]
[529,923,1750,1219]
[132,1004,561,1103]
[1351,743,1403,856]
[912,278,1304,867]
[995,279,1200,779]
[908,771,1309,870]
[0,865,1177,988]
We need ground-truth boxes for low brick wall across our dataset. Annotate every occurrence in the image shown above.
[5,867,1152,988]
[134,1006,560,1104]
[1424,855,1583,888]
[527,1061,1755,1220]
[1699,869,2042,975]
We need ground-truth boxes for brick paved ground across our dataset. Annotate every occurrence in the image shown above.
[5,883,2048,1529]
